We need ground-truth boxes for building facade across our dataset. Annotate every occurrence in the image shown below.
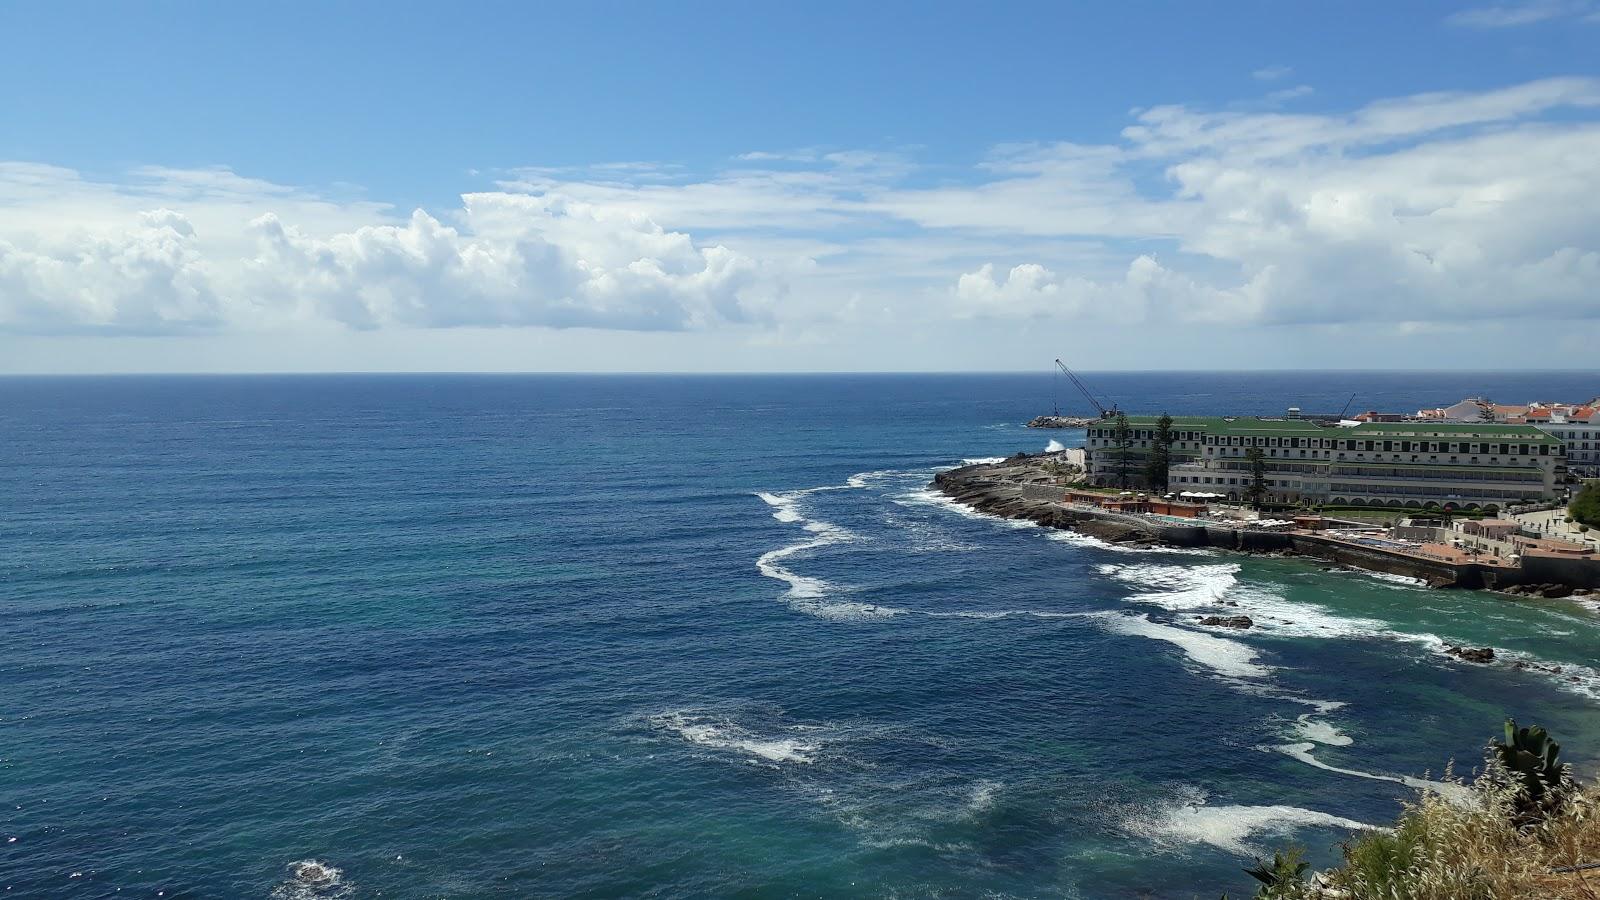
[1084,416,1566,511]
[1420,397,1599,476]
[1527,410,1600,478]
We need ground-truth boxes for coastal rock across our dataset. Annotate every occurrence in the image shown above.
[1075,519,1154,545]
[1541,584,1574,599]
[1196,615,1254,629]
[1445,645,1496,664]
[1025,415,1094,429]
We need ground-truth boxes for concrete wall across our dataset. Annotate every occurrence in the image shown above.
[1520,555,1600,589]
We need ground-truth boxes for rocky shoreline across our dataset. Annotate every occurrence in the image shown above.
[932,453,1600,597]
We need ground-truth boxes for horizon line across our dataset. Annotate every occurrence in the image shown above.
[2,368,1598,378]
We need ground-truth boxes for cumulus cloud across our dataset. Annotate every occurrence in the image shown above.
[4,77,1600,340]
[0,208,224,333]
[935,79,1600,325]
[954,257,1270,324]
[0,167,779,334]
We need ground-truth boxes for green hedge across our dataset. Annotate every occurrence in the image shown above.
[1572,481,1600,527]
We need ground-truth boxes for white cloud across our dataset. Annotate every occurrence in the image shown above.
[1252,65,1293,81]
[1446,0,1599,27]
[1266,85,1315,103]
[0,167,780,334]
[3,77,1600,349]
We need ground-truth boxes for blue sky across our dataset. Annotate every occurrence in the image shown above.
[2,1,1599,372]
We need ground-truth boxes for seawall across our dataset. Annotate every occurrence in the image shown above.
[932,458,1600,591]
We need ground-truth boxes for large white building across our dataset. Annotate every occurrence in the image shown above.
[1418,397,1599,478]
[1085,416,1567,511]
[1528,407,1600,477]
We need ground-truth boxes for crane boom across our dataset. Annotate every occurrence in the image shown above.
[1337,392,1357,420]
[1054,358,1117,418]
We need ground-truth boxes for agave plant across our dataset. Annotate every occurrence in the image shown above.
[1491,718,1573,825]
[1240,847,1309,899]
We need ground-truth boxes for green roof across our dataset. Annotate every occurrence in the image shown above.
[1345,422,1560,441]
[1097,416,1558,442]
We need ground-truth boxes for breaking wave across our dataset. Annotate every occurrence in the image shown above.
[1272,742,1473,804]
[1097,561,1397,641]
[755,490,905,620]
[1292,713,1353,747]
[651,710,820,765]
[1348,569,1428,588]
[892,487,1036,529]
[1045,439,1065,452]
[1047,529,1216,556]
[1095,612,1270,680]
[1128,791,1375,856]
[270,861,352,900]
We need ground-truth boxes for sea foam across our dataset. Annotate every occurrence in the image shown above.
[1273,742,1472,804]
[1132,799,1375,856]
[755,490,904,620]
[651,711,819,765]
[270,860,352,900]
[1098,561,1395,640]
[1096,612,1270,679]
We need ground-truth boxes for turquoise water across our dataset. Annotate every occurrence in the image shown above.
[3,372,1599,898]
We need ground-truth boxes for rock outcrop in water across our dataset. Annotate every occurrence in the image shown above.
[1445,645,1496,664]
[1197,615,1254,629]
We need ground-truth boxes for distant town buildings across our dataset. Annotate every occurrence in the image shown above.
[1084,413,1568,511]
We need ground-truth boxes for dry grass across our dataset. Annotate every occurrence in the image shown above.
[1284,765,1600,899]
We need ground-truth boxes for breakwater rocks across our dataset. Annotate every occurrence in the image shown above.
[1499,582,1594,600]
[1025,415,1097,428]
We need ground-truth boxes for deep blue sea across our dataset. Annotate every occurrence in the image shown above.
[5,372,1600,899]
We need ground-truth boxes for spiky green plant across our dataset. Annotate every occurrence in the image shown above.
[1492,718,1573,826]
[1242,847,1309,899]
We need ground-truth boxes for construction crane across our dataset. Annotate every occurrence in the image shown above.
[1054,358,1120,419]
[1337,392,1358,420]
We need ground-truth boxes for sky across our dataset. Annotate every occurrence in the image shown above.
[2,0,1599,373]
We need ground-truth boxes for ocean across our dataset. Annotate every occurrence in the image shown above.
[4,371,1599,898]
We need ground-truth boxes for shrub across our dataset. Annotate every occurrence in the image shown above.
[1243,721,1600,899]
[1570,482,1600,528]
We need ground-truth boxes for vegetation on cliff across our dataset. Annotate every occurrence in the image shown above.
[1232,720,1599,899]
[1572,481,1600,529]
